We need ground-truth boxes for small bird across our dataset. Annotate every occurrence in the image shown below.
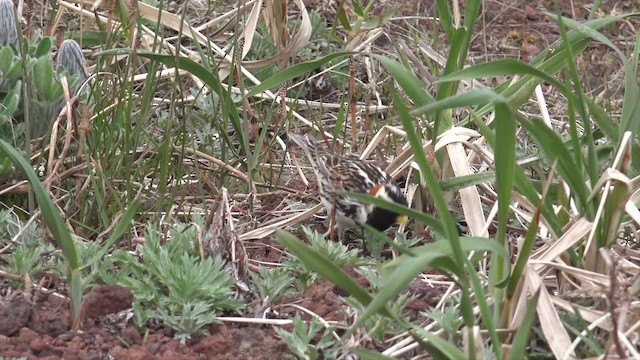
[288,133,408,241]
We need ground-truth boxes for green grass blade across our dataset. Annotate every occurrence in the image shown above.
[494,102,516,248]
[471,112,562,236]
[433,28,466,136]
[70,270,83,330]
[373,55,433,109]
[350,241,453,333]
[507,289,541,360]
[586,97,620,143]
[82,200,139,270]
[506,200,541,298]
[439,172,495,192]
[351,349,396,360]
[458,0,482,69]
[242,51,355,100]
[333,97,348,141]
[435,0,453,39]
[618,33,640,139]
[0,139,83,327]
[490,101,516,317]
[412,325,468,360]
[339,191,445,236]
[466,257,502,360]
[411,89,506,117]
[386,237,509,267]
[393,89,464,243]
[392,87,478,347]
[515,113,589,209]
[555,12,598,203]
[275,230,374,306]
[438,59,564,90]
[0,140,79,269]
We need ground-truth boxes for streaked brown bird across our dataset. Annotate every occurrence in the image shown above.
[288,133,408,241]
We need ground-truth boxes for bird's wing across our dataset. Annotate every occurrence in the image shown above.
[321,155,389,194]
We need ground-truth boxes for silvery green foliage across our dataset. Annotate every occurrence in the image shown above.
[55,39,88,96]
[28,39,89,136]
[0,0,18,48]
[0,46,21,125]
[0,46,20,91]
[118,224,244,342]
[31,56,65,136]
[0,209,50,276]
[274,316,338,360]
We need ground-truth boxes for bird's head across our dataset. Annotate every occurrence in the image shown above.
[365,183,409,231]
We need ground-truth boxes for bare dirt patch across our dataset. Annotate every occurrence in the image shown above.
[0,287,286,359]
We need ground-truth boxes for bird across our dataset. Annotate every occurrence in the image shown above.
[288,133,408,242]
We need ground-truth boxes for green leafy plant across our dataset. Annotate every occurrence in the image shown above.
[283,226,369,286]
[0,0,89,140]
[0,136,136,331]
[0,139,83,330]
[0,209,53,281]
[0,46,21,91]
[156,301,220,344]
[0,53,21,163]
[30,56,66,136]
[422,302,465,345]
[274,315,338,360]
[250,266,298,305]
[29,39,88,136]
[118,223,244,342]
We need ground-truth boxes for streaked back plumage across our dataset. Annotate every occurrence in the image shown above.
[289,133,388,195]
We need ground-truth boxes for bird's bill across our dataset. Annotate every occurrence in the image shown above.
[395,214,409,225]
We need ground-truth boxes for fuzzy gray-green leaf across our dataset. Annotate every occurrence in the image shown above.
[0,46,21,91]
[0,0,18,48]
[0,79,21,118]
[32,57,63,102]
[56,39,88,95]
